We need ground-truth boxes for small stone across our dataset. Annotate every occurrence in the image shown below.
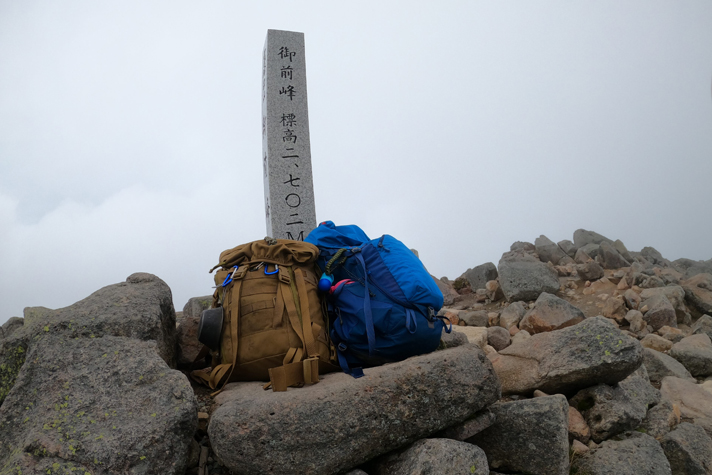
[533,390,549,397]
[571,439,589,455]
[641,334,674,352]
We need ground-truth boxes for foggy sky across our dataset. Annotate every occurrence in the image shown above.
[2,1,712,324]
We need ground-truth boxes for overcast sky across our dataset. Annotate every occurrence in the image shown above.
[1,1,711,325]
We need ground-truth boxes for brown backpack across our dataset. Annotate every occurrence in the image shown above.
[192,238,338,392]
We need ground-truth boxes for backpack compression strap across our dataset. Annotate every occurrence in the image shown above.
[266,266,321,391]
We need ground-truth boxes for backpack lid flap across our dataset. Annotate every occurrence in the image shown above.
[215,239,319,269]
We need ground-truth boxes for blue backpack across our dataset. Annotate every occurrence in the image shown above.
[305,221,450,377]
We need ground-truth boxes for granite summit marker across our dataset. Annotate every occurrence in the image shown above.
[262,29,316,241]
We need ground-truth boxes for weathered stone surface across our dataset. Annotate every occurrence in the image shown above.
[463,262,499,292]
[660,422,712,475]
[575,248,594,264]
[576,261,605,281]
[624,289,642,310]
[433,276,459,306]
[559,239,577,257]
[644,294,678,331]
[0,317,23,341]
[683,274,712,316]
[639,399,681,439]
[368,438,490,475]
[603,295,628,323]
[486,326,511,351]
[497,250,560,302]
[641,334,674,352]
[614,239,635,263]
[660,377,712,436]
[599,241,631,269]
[460,310,489,327]
[0,273,177,405]
[692,314,712,340]
[177,295,212,366]
[490,317,642,395]
[573,229,614,248]
[626,309,646,332]
[452,326,488,348]
[498,302,526,330]
[570,431,672,475]
[510,241,536,252]
[670,334,712,377]
[643,348,695,383]
[535,234,568,265]
[440,327,468,348]
[570,366,660,443]
[209,344,501,475]
[519,292,585,334]
[569,406,591,444]
[432,409,495,441]
[469,395,569,475]
[642,247,668,266]
[0,335,196,475]
[641,286,688,324]
[675,258,712,279]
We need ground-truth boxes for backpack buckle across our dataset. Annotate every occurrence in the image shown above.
[278,267,291,284]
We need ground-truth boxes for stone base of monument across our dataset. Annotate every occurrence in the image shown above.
[208,344,501,475]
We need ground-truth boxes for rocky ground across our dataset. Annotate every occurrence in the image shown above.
[2,228,712,474]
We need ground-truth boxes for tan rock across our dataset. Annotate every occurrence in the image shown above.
[571,439,589,456]
[602,295,627,323]
[660,376,712,436]
[451,326,488,349]
[488,312,500,327]
[510,329,531,345]
[568,406,591,444]
[640,334,674,352]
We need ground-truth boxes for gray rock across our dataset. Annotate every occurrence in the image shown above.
[463,262,498,292]
[614,239,635,263]
[497,250,560,302]
[177,295,212,366]
[692,315,712,340]
[519,292,585,334]
[575,248,594,264]
[670,334,712,377]
[640,400,680,439]
[0,335,197,474]
[0,317,23,341]
[490,317,643,395]
[440,327,469,348]
[580,243,601,259]
[432,409,496,441]
[683,274,712,316]
[469,395,569,475]
[368,438,490,475]
[573,229,614,248]
[642,247,668,266]
[432,276,459,306]
[644,294,678,331]
[643,348,695,383]
[486,326,511,351]
[558,239,578,258]
[499,302,526,330]
[570,431,672,475]
[641,275,667,289]
[641,286,689,324]
[660,377,712,437]
[460,310,489,327]
[510,241,536,252]
[674,258,712,279]
[0,273,177,405]
[209,344,501,475]
[599,242,632,269]
[661,422,712,475]
[626,310,646,333]
[576,261,605,281]
[624,289,642,310]
[535,234,568,265]
[570,366,660,443]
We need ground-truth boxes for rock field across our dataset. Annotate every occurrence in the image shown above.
[2,228,712,474]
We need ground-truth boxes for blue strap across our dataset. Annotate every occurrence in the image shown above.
[354,252,376,356]
[405,308,418,334]
[335,341,364,378]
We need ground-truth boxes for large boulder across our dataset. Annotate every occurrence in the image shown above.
[468,395,569,475]
[573,229,614,248]
[639,400,681,439]
[463,262,499,292]
[641,286,689,324]
[0,273,177,405]
[641,246,668,266]
[209,344,501,475]
[669,334,712,377]
[518,292,585,334]
[570,431,672,475]
[660,422,712,475]
[576,261,605,282]
[534,235,568,265]
[683,274,712,316]
[692,314,712,340]
[497,250,560,302]
[432,277,459,306]
[643,348,695,383]
[490,317,642,395]
[643,294,678,331]
[176,295,212,367]
[0,335,196,474]
[367,438,490,475]
[498,302,526,330]
[0,317,23,340]
[660,377,712,436]
[598,241,631,269]
[674,258,712,279]
[570,366,660,443]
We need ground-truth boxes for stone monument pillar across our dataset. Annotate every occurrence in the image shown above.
[262,29,317,241]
